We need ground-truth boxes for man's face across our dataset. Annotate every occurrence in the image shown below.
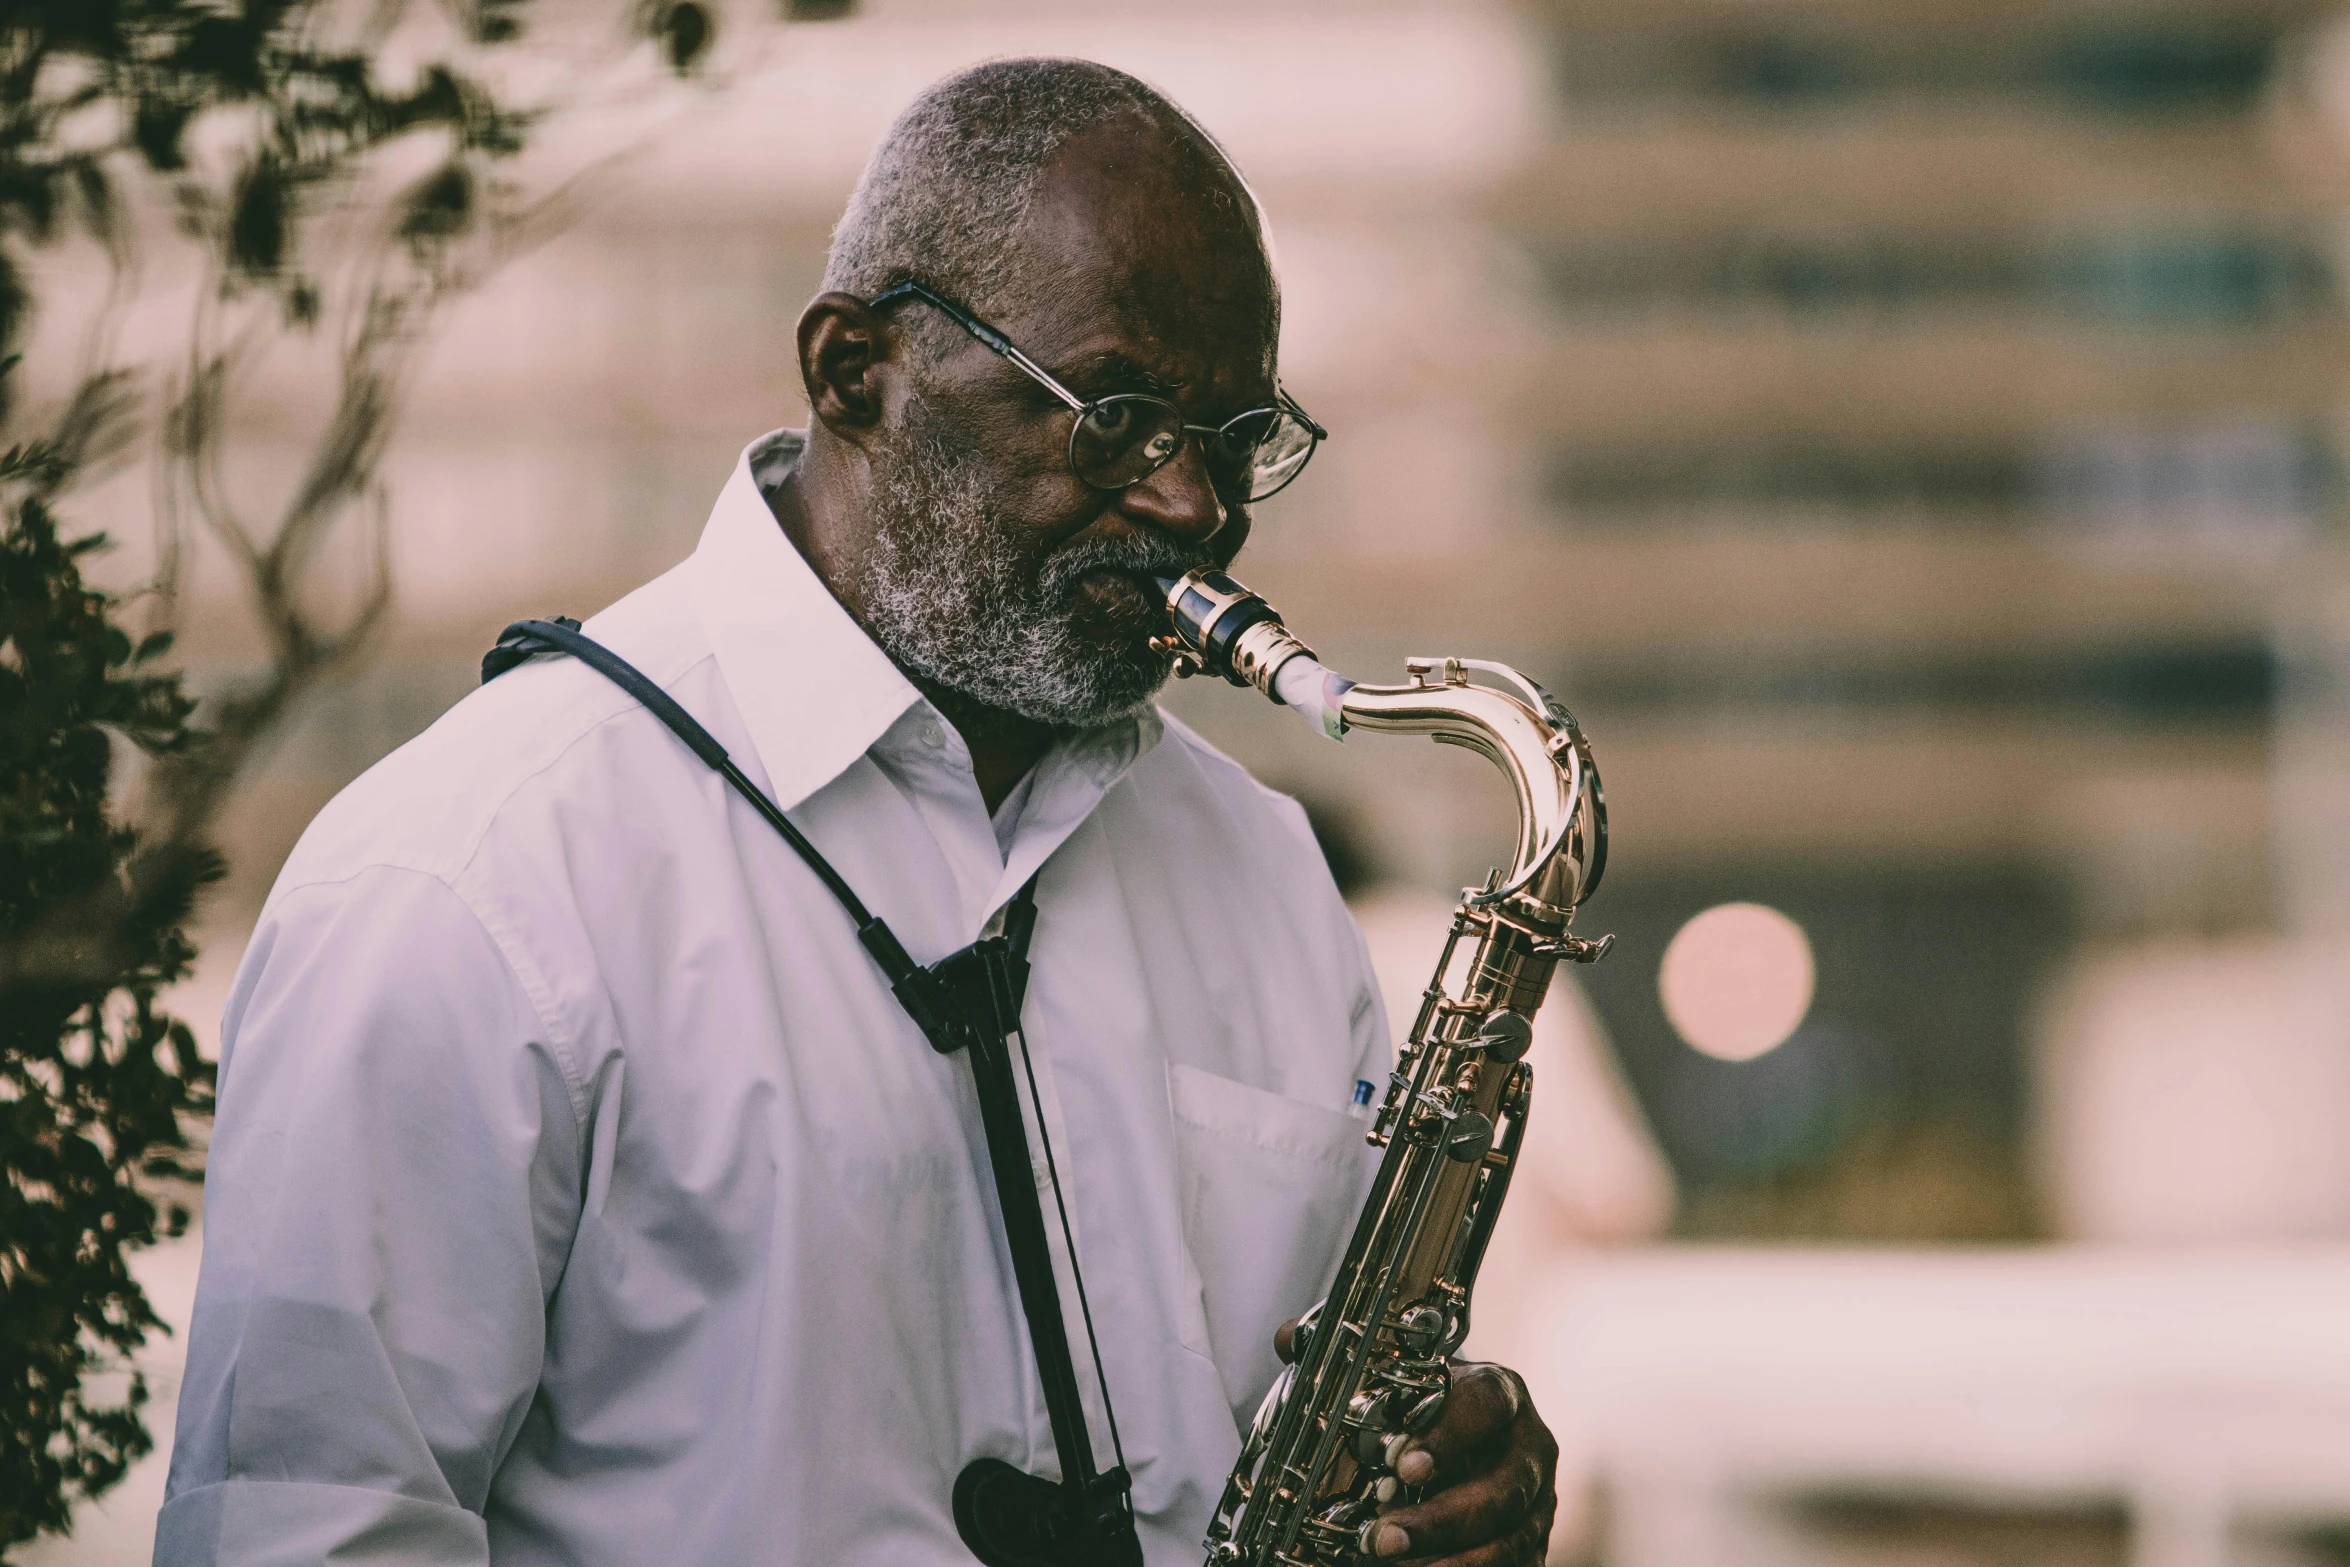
[850,120,1281,728]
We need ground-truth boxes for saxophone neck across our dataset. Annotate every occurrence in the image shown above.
[1341,665,1605,922]
[1157,569,1609,921]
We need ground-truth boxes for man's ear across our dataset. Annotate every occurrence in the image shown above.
[797,292,891,435]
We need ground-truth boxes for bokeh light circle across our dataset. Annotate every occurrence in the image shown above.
[1658,902,1815,1062]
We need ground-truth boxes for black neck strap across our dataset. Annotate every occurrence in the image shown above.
[485,618,1139,1567]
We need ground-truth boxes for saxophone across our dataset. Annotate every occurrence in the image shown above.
[1153,569,1611,1567]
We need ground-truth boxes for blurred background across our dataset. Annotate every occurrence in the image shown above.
[21,0,2350,1561]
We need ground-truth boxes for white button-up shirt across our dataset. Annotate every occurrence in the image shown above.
[157,433,1387,1566]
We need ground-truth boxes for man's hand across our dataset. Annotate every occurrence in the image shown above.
[1272,1322,1558,1565]
[1369,1361,1556,1564]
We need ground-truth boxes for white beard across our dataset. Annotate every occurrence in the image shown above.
[856,400,1205,727]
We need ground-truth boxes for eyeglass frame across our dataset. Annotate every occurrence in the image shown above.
[864,279,1328,504]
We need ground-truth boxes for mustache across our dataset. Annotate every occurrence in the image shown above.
[1037,530,1212,600]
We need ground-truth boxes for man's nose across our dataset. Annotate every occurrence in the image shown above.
[1115,434,1227,546]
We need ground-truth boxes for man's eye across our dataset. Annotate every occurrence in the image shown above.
[1084,403,1136,439]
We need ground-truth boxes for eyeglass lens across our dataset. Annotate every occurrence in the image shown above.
[1071,397,1316,502]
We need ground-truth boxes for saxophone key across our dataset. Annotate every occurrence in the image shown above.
[1444,1111,1495,1163]
[1394,1304,1448,1357]
[1472,1009,1533,1062]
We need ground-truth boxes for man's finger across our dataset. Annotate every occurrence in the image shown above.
[1393,1362,1523,1486]
[1367,1444,1544,1560]
[1412,1503,1557,1567]
[1273,1315,1302,1365]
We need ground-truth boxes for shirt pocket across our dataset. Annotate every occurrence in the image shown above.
[1165,1061,1375,1427]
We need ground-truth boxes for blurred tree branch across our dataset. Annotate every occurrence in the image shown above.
[3,0,754,982]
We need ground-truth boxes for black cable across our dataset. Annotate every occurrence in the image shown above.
[487,620,878,923]
[1009,1021,1127,1475]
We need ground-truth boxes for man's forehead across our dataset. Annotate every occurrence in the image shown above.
[999,126,1279,388]
[1011,265,1274,372]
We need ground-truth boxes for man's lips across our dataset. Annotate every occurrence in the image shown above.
[1058,567,1185,654]
[1072,566,1165,617]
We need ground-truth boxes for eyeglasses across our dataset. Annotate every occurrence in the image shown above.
[867,280,1327,504]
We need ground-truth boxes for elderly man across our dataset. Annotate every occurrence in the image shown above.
[157,60,1558,1567]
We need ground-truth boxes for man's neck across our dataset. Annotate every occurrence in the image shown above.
[765,459,1052,815]
[912,679,1056,815]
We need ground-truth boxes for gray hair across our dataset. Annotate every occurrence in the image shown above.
[823,58,1259,353]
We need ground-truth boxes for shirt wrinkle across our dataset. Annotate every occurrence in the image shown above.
[256,860,593,1139]
[167,1476,485,1510]
[270,645,701,903]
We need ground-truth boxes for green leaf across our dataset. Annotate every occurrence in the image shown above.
[131,98,194,173]
[398,163,474,246]
[227,158,287,277]
[476,0,529,44]
[656,2,714,73]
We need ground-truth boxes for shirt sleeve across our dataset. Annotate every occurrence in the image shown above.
[155,865,586,1567]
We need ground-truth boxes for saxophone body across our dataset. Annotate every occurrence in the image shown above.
[1154,570,1612,1567]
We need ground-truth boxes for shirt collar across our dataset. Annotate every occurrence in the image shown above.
[997,708,1159,903]
[686,430,920,811]
[687,429,1165,830]
[867,703,1164,930]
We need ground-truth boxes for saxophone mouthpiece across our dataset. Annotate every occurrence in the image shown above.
[1156,569,1353,742]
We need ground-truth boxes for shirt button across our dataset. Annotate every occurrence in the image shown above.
[918,721,945,749]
